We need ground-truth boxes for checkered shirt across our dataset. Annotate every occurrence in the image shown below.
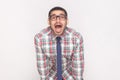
[34,27,84,80]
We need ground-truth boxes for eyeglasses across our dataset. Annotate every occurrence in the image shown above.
[49,14,67,21]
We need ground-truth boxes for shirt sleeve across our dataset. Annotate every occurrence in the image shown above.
[62,67,74,80]
[72,36,84,80]
[34,35,49,80]
[62,36,84,80]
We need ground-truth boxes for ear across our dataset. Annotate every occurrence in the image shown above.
[67,19,69,25]
[48,19,50,25]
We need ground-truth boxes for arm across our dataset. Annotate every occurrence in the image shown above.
[62,36,84,80]
[72,36,84,80]
[34,35,49,80]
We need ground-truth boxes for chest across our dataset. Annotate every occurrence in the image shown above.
[40,38,77,58]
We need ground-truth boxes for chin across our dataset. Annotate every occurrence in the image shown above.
[56,32,63,36]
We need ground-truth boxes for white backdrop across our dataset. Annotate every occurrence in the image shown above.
[0,0,120,80]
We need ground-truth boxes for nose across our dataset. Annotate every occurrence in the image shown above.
[56,16,60,22]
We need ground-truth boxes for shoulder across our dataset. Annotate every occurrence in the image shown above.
[34,27,50,39]
[66,27,83,40]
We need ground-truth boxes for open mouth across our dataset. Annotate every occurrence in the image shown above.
[55,25,62,28]
[53,24,63,35]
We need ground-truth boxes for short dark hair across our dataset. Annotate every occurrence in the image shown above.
[48,6,68,18]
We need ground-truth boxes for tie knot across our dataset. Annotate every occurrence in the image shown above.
[56,37,61,42]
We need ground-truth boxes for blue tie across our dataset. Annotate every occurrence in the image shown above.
[56,37,62,80]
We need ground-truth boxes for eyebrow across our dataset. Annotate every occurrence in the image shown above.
[50,14,66,16]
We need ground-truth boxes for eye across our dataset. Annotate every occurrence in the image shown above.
[60,15,65,18]
[51,16,56,20]
[59,15,66,20]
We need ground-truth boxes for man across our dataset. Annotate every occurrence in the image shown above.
[34,6,84,80]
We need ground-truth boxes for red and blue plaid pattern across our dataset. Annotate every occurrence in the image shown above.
[34,27,84,80]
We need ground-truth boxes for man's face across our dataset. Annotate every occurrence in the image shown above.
[48,10,68,36]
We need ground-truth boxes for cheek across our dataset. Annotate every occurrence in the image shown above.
[49,21,55,26]
[49,22,55,29]
[62,21,67,26]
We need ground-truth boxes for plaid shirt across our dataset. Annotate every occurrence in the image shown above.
[34,27,84,80]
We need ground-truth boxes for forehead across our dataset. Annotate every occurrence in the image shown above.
[50,10,65,15]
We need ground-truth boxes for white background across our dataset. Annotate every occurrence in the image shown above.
[0,0,120,80]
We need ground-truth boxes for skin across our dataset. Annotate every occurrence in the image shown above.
[48,10,68,36]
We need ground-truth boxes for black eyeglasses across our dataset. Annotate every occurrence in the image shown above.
[49,14,67,21]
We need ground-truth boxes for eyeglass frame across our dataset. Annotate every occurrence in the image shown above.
[49,14,67,21]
